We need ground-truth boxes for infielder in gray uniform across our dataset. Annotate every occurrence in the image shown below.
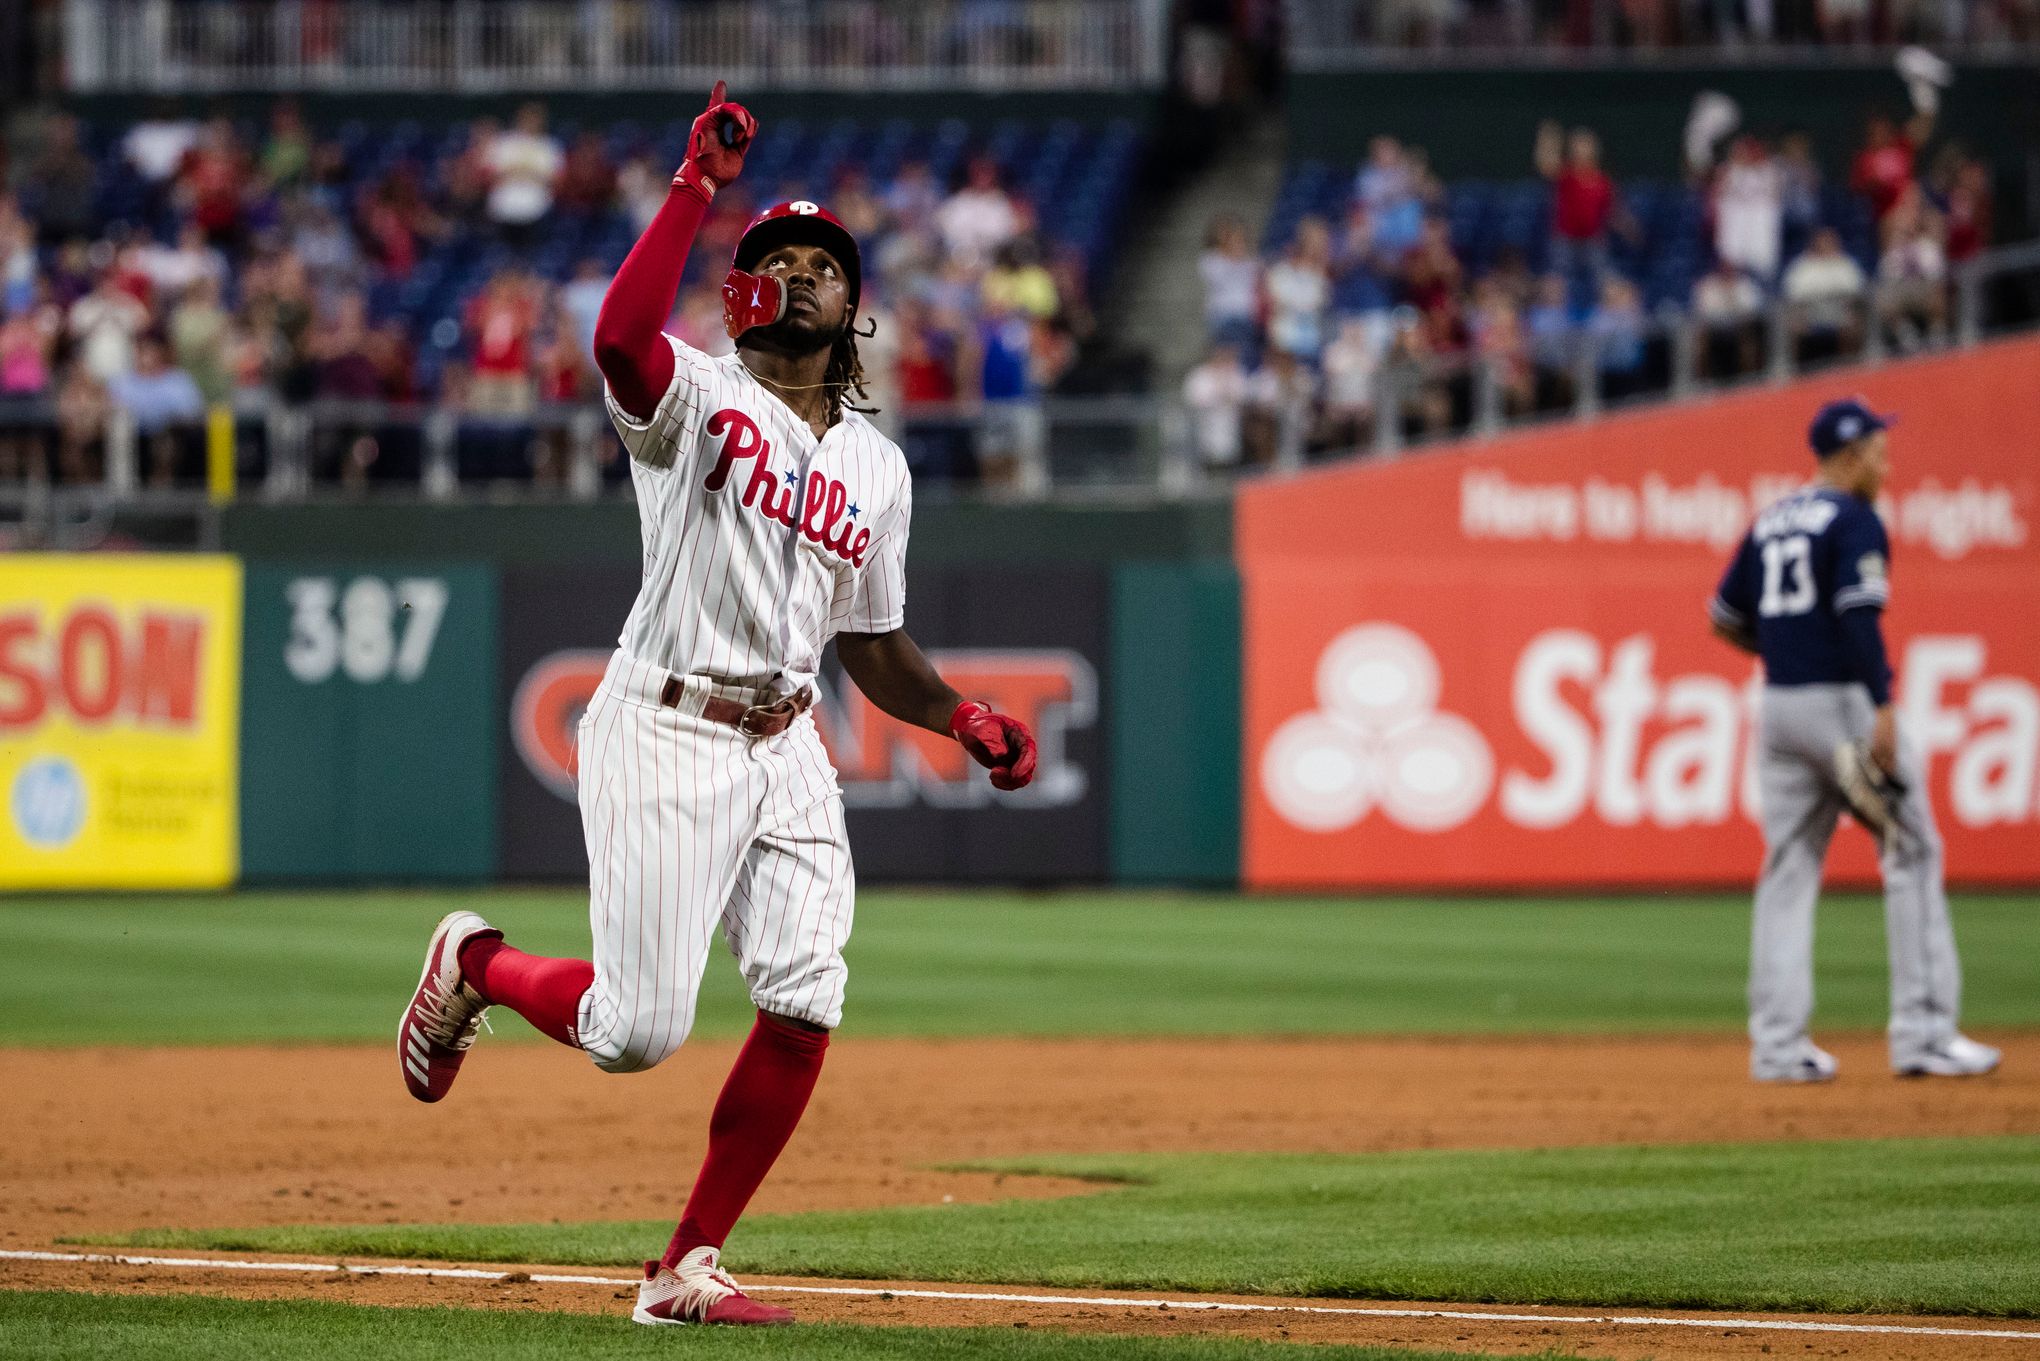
[1708,398,2000,1084]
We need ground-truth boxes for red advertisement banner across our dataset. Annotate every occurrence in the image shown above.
[1237,337,2040,888]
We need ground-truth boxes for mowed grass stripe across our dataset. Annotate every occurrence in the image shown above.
[4,890,2038,1045]
[0,1290,1574,1361]
[93,1136,2040,1319]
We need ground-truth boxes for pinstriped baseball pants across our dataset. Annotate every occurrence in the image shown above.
[572,652,854,1074]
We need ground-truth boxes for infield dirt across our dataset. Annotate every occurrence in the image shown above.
[5,1032,2037,1360]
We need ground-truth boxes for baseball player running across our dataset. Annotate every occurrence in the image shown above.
[398,83,1039,1326]
[1709,398,1998,1085]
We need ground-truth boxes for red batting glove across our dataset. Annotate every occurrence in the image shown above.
[674,80,757,202]
[950,700,1038,792]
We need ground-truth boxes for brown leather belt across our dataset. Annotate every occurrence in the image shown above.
[659,675,814,738]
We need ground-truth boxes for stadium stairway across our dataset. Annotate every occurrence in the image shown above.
[1109,108,1289,393]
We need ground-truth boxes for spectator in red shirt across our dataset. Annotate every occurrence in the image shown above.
[1535,121,1618,285]
[361,192,419,281]
[311,290,390,487]
[443,119,500,226]
[313,291,383,400]
[178,117,252,248]
[367,320,417,404]
[465,269,539,416]
[532,301,600,485]
[360,163,444,282]
[1939,157,1992,264]
[1398,215,1462,318]
[894,300,958,404]
[1850,107,1933,224]
[537,303,596,403]
[555,132,618,217]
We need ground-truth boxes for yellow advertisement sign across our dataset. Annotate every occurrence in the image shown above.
[0,556,241,889]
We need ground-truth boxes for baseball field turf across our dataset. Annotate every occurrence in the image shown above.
[0,1290,1583,1361]
[5,889,2038,1360]
[7,889,2040,1044]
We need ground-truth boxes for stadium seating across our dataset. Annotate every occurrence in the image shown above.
[1263,161,1880,309]
[68,113,1142,396]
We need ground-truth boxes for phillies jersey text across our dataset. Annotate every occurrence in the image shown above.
[605,334,911,692]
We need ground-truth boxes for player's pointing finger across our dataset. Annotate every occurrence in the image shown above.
[709,79,727,108]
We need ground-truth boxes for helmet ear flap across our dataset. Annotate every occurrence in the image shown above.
[722,268,787,340]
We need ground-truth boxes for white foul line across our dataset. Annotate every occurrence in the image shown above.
[5,1249,2039,1344]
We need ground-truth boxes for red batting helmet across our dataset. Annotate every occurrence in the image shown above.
[733,200,862,315]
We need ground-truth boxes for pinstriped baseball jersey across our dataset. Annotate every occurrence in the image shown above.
[605,334,912,694]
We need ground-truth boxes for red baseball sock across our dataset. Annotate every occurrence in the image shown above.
[662,1012,830,1267]
[457,937,592,1049]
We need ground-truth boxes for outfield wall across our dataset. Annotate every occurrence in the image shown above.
[0,503,1238,890]
[6,343,2037,891]
[1237,334,2040,890]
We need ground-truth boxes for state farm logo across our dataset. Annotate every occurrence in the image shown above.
[1261,624,1493,833]
[1259,625,2040,838]
[510,647,1094,809]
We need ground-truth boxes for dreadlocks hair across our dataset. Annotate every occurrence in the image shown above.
[825,315,880,424]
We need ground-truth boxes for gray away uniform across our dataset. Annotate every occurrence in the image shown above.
[1710,485,1963,1070]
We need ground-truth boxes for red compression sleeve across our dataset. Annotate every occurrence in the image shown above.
[592,182,713,420]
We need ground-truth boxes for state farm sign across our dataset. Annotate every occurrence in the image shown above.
[1238,336,2040,888]
[1263,624,2037,854]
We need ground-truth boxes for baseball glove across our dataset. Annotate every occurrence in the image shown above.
[1834,740,1907,843]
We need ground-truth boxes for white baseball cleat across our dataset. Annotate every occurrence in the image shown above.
[1895,1034,2002,1078]
[397,910,499,1103]
[1751,1043,1839,1084]
[632,1247,794,1326]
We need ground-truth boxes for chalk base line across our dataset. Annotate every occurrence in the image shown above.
[5,1248,2037,1343]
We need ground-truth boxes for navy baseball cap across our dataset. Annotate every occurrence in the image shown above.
[1809,398,1894,457]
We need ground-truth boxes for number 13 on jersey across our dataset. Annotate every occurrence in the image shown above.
[1759,535,1815,618]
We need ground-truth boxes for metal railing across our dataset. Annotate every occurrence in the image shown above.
[1,242,2036,545]
[0,393,1185,548]
[61,0,1167,93]
[1325,241,2040,469]
[1284,0,2040,62]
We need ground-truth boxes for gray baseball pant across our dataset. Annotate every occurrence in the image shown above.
[1749,683,1964,1068]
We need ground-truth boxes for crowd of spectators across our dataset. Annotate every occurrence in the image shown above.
[1349,0,2039,50]
[0,99,1099,488]
[1186,90,1997,471]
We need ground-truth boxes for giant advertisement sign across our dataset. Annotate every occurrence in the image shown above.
[500,565,1109,882]
[1238,336,2040,888]
[0,555,242,888]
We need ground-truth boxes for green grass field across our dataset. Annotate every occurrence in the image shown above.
[2,889,2037,1045]
[0,1292,1575,1361]
[97,1137,2040,1317]
[7,888,2039,1357]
